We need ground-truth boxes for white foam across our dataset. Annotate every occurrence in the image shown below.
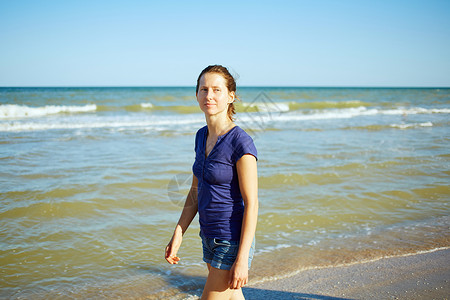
[242,101,290,113]
[238,106,449,124]
[256,244,292,254]
[239,106,372,123]
[1,105,448,132]
[0,115,204,132]
[381,107,450,115]
[431,108,450,113]
[140,103,153,108]
[390,122,433,129]
[258,102,290,113]
[0,104,97,119]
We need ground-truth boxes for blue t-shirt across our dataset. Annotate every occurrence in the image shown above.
[193,125,258,240]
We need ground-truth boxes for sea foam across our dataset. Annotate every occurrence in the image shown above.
[390,122,433,129]
[140,103,153,108]
[240,106,449,124]
[0,115,203,132]
[0,105,448,132]
[0,104,97,119]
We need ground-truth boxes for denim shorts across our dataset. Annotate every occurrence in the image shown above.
[200,231,255,271]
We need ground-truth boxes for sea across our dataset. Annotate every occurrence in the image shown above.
[1,87,449,299]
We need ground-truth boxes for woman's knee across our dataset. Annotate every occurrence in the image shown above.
[201,267,233,299]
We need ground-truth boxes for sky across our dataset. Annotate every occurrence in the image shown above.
[0,0,449,87]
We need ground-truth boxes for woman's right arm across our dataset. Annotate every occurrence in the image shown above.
[165,174,198,264]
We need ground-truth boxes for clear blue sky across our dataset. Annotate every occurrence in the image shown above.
[1,0,449,87]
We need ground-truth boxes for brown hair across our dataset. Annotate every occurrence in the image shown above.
[196,65,239,121]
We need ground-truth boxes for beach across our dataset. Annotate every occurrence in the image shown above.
[243,248,450,300]
[1,87,449,299]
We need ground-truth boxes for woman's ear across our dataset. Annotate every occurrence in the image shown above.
[228,91,235,104]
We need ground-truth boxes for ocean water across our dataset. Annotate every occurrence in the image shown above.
[0,87,449,299]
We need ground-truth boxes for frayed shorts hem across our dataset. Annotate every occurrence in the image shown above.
[200,231,254,271]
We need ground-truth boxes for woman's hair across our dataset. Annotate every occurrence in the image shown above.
[196,65,239,121]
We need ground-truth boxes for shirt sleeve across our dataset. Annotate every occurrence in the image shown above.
[233,131,258,163]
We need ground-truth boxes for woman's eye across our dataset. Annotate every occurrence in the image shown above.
[214,89,220,92]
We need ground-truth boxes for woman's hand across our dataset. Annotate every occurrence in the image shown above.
[165,232,182,264]
[164,176,198,265]
[228,259,248,289]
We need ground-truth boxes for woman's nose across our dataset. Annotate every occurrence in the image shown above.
[206,89,214,100]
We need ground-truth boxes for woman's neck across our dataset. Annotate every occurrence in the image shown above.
[205,114,235,138]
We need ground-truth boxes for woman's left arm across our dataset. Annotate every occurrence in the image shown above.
[229,154,258,289]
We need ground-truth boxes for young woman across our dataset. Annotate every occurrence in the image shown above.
[165,65,258,300]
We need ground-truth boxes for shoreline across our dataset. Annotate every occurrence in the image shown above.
[242,247,450,300]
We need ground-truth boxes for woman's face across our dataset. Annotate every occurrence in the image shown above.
[196,73,234,118]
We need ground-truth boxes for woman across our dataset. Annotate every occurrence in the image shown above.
[165,65,258,300]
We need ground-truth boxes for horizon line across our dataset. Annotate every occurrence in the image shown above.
[1,85,449,89]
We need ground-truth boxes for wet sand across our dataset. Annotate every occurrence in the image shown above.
[242,248,450,300]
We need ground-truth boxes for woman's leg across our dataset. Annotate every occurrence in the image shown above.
[201,263,245,300]
[230,288,245,300]
[201,263,233,300]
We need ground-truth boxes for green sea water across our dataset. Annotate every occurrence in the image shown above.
[1,87,449,298]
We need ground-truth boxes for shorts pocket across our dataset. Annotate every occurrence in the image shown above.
[213,239,239,259]
[213,239,232,247]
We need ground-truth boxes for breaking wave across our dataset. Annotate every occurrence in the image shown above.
[0,104,448,132]
[0,104,97,119]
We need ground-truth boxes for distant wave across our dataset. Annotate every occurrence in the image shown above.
[290,100,373,110]
[118,100,372,114]
[237,100,372,113]
[0,115,203,132]
[0,100,373,117]
[5,101,447,119]
[0,104,97,119]
[238,102,291,113]
[140,103,153,108]
[0,106,448,132]
[390,122,433,129]
[343,122,434,131]
[96,103,200,114]
[121,101,450,115]
[258,106,450,123]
